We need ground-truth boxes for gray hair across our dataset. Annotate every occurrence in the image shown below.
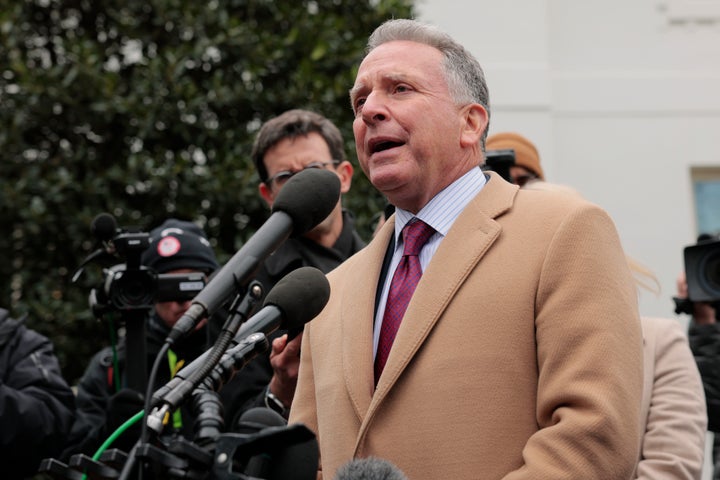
[365,19,491,146]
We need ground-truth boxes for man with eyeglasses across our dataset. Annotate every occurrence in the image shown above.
[222,109,366,425]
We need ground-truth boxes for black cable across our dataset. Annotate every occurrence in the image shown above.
[116,441,139,480]
[141,341,169,444]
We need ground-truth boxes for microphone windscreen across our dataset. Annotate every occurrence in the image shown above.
[235,407,319,480]
[263,266,330,332]
[333,457,408,480]
[271,168,340,236]
[91,213,117,241]
[236,406,287,434]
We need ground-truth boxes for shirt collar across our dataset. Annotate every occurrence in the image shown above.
[393,166,487,241]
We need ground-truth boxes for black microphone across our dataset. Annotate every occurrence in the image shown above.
[91,212,118,243]
[236,407,288,479]
[72,213,120,283]
[198,332,270,393]
[234,407,319,480]
[166,168,340,344]
[150,266,330,412]
[333,457,408,480]
[236,406,288,432]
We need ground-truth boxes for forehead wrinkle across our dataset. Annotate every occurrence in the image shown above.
[349,80,366,105]
[350,71,413,100]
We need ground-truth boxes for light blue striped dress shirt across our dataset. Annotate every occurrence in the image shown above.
[372,167,488,359]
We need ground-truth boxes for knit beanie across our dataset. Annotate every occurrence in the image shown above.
[485,132,545,180]
[141,219,219,274]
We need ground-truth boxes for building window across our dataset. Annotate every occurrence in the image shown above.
[692,167,720,236]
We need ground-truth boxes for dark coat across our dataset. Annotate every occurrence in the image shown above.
[0,309,75,479]
[221,210,366,428]
[688,321,720,480]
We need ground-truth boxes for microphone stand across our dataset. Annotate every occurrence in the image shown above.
[124,308,148,394]
[146,281,264,435]
[119,333,270,480]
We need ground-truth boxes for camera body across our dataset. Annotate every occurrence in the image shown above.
[87,224,206,315]
[684,237,720,303]
[100,231,154,311]
[99,268,206,311]
[482,149,515,183]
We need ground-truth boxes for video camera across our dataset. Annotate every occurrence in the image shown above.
[684,234,720,303]
[482,148,515,183]
[75,214,207,316]
[674,233,720,316]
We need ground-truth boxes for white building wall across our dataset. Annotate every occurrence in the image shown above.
[416,0,720,319]
[416,1,720,477]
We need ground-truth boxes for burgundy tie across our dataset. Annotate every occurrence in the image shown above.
[375,219,436,384]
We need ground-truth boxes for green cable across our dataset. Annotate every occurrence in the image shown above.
[79,409,145,480]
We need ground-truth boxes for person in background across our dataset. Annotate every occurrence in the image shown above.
[0,307,75,479]
[677,233,720,478]
[485,131,544,187]
[628,260,706,479]
[290,18,643,479]
[60,218,223,459]
[221,109,365,425]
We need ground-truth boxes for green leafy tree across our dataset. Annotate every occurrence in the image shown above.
[0,0,413,382]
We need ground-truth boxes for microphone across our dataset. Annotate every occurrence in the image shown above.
[91,212,118,243]
[236,405,288,431]
[72,213,120,283]
[150,266,330,412]
[233,407,319,480]
[198,332,270,393]
[232,265,331,340]
[166,168,340,344]
[333,457,408,480]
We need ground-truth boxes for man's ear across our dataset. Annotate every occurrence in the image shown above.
[460,103,488,148]
[335,161,354,194]
[258,182,274,208]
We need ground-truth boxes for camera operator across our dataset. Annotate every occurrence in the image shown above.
[677,233,720,478]
[485,131,544,187]
[60,218,224,460]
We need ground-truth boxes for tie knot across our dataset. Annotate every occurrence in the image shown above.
[401,219,435,257]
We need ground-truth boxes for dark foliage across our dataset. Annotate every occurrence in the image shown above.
[0,0,413,383]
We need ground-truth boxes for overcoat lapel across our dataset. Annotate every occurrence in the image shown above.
[370,202,501,400]
[341,219,395,420]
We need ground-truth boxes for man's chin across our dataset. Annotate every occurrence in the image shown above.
[370,171,405,197]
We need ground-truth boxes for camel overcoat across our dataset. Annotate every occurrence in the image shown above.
[290,172,644,480]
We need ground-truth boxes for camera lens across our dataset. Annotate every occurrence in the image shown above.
[106,268,157,310]
[705,250,720,291]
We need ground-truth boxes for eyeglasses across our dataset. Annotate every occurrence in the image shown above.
[265,160,340,188]
[512,173,538,187]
